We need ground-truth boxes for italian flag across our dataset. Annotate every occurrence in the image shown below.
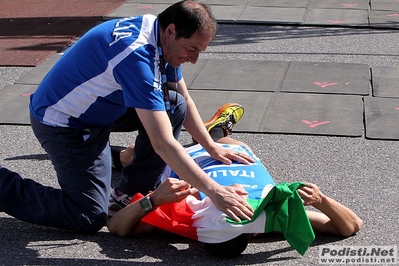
[132,181,315,255]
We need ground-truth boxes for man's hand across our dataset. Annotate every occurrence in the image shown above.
[210,185,254,222]
[150,178,198,208]
[120,144,135,168]
[297,182,324,207]
[208,145,255,165]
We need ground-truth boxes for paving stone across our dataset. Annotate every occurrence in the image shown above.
[261,93,364,137]
[364,97,399,140]
[369,10,399,29]
[371,66,399,98]
[309,0,369,10]
[304,8,369,27]
[281,62,370,95]
[238,7,306,25]
[370,0,399,11]
[189,59,289,92]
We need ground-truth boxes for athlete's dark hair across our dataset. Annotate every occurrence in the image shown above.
[203,234,251,258]
[158,0,217,40]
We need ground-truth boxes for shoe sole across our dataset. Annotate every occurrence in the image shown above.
[203,103,243,129]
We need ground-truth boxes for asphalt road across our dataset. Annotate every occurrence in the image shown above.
[1,24,399,265]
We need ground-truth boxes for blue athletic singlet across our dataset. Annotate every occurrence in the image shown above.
[29,15,182,129]
[160,144,276,200]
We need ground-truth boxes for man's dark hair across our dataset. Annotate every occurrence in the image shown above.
[158,0,217,40]
[203,234,251,258]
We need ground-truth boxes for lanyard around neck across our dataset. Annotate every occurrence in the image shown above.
[158,47,175,126]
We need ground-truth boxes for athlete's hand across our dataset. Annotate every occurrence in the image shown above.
[298,182,324,207]
[210,185,254,222]
[150,178,198,208]
[209,146,255,165]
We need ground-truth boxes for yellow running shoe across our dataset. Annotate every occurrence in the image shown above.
[203,103,244,136]
[193,103,244,143]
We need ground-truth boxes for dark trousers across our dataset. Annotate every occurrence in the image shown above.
[111,91,187,195]
[0,91,186,232]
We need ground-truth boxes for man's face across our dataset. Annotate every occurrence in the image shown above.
[162,24,212,68]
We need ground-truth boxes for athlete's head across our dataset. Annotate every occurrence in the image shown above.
[203,234,251,258]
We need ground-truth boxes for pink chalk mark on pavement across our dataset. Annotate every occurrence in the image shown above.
[302,120,330,128]
[342,4,358,7]
[138,6,155,10]
[21,93,33,97]
[395,107,399,111]
[328,20,347,24]
[313,82,338,88]
[387,13,399,17]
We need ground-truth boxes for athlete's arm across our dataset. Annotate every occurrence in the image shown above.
[107,178,196,237]
[299,183,363,237]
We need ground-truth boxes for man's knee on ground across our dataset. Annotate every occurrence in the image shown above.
[76,210,108,233]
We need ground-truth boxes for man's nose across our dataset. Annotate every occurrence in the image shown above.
[189,51,199,64]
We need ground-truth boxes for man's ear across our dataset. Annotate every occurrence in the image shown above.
[165,24,176,38]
